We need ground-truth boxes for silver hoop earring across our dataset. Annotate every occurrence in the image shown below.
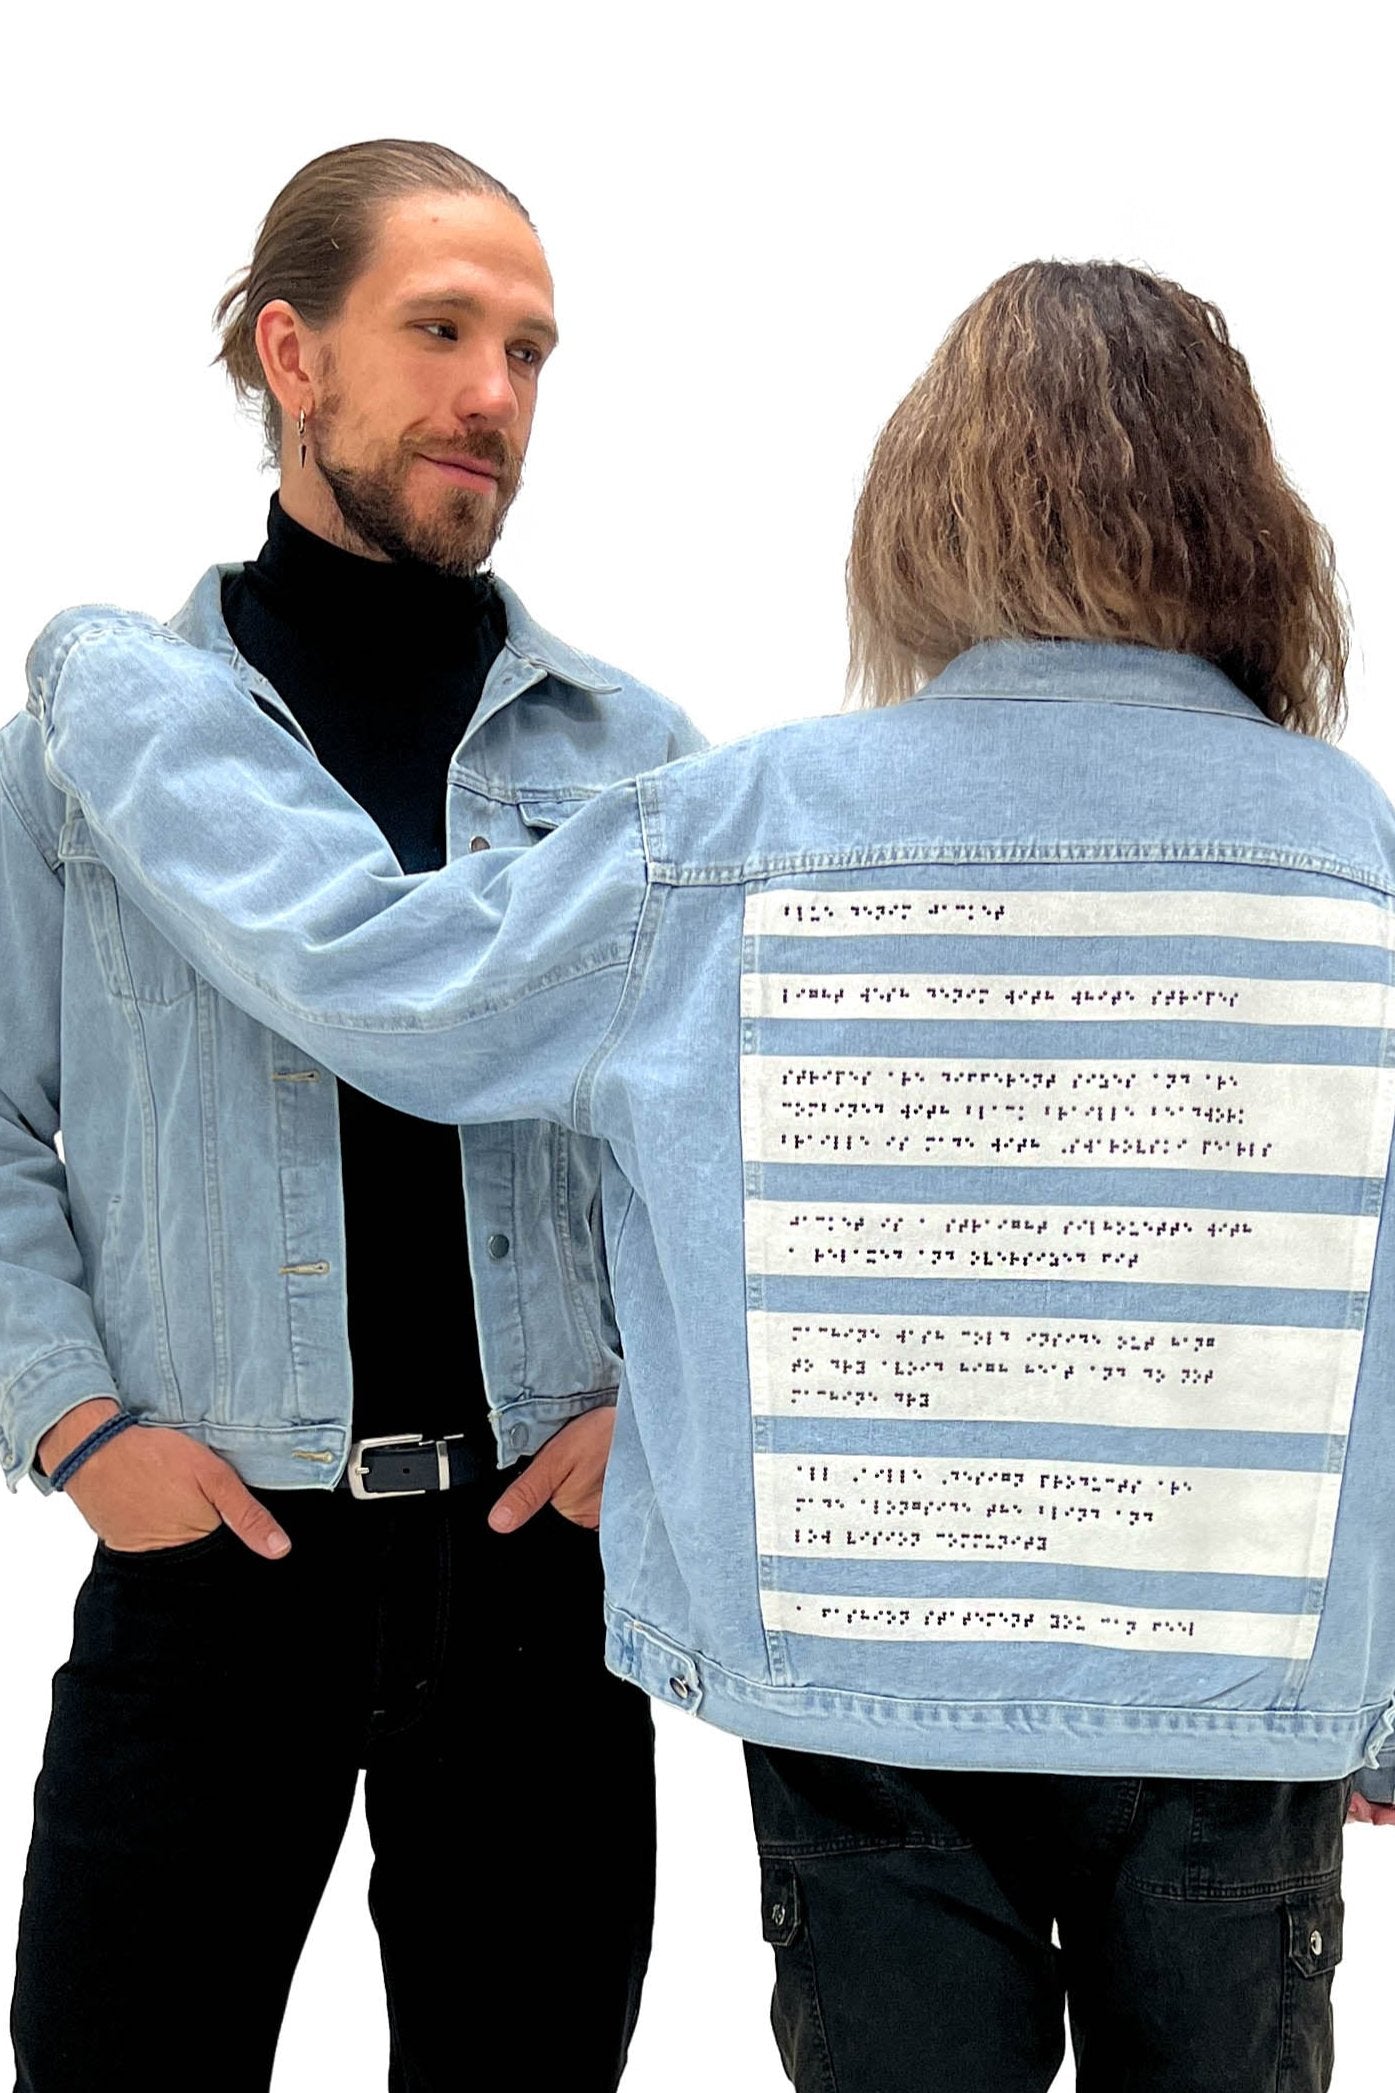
[297,407,308,471]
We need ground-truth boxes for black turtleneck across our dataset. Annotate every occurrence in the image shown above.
[223,496,509,1454]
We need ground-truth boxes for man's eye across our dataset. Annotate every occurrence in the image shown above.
[417,322,458,342]
[510,343,545,369]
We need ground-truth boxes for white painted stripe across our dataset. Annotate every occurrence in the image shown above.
[744,887,1395,946]
[754,1453,1340,1580]
[744,1200,1377,1292]
[760,1589,1320,1661]
[740,1057,1395,1177]
[741,971,1392,1028]
[746,1311,1362,1436]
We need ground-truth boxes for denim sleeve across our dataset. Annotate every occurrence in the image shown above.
[26,610,650,1137]
[0,727,121,1494]
[1351,1760,1395,1807]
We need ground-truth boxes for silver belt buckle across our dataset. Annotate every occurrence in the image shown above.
[345,1432,452,1500]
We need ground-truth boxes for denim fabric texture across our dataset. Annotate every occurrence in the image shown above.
[0,567,704,1497]
[25,616,1395,1792]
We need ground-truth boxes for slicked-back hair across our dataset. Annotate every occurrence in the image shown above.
[847,260,1348,737]
[214,138,531,465]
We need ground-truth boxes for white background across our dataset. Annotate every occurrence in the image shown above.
[3,3,1390,2086]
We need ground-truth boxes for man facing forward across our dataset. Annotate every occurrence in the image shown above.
[3,139,701,2092]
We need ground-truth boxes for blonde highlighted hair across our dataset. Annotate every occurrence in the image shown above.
[847,261,1347,737]
[213,139,529,465]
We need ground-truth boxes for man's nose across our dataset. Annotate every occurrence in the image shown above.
[453,346,519,425]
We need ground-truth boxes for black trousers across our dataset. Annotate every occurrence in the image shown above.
[745,1742,1350,2093]
[11,1468,656,2092]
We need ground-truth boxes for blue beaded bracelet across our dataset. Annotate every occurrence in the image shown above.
[47,1410,139,1492]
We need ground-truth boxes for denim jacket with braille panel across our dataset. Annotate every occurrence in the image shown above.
[0,566,703,1498]
[24,613,1395,1800]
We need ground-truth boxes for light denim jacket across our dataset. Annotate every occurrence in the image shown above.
[0,569,703,1496]
[26,614,1395,1795]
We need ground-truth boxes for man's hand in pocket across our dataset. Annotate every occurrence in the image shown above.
[487,1406,615,1533]
[38,1399,291,1557]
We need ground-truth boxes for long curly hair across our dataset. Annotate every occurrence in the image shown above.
[847,260,1348,737]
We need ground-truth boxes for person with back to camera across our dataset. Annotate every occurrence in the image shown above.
[26,258,1395,2091]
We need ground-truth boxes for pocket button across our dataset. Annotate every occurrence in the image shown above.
[1287,1895,1342,1976]
[760,1861,802,1946]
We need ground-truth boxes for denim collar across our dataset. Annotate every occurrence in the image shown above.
[919,639,1265,721]
[169,563,621,703]
[490,578,620,695]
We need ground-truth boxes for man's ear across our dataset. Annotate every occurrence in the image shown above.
[254,300,315,440]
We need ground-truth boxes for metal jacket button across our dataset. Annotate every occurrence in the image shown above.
[669,1676,691,1699]
[469,835,490,852]
[487,1233,510,1259]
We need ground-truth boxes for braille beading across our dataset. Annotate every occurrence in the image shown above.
[740,881,1395,1661]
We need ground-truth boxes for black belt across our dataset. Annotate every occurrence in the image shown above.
[335,1433,491,1499]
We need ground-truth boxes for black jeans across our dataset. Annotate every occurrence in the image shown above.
[11,1469,656,2092]
[745,1743,1350,2092]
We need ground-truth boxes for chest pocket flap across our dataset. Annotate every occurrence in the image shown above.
[453,782,602,852]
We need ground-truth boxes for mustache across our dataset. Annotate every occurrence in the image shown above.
[416,431,517,476]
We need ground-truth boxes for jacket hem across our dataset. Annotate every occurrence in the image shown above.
[604,1603,1391,1782]
[489,1387,619,1465]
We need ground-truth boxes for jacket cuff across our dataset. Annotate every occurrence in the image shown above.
[1352,1764,1395,1808]
[1,1348,121,1496]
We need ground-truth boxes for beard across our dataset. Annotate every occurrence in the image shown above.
[313,403,522,577]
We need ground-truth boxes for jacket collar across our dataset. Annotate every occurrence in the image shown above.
[167,562,620,742]
[920,638,1266,721]
[489,578,620,694]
